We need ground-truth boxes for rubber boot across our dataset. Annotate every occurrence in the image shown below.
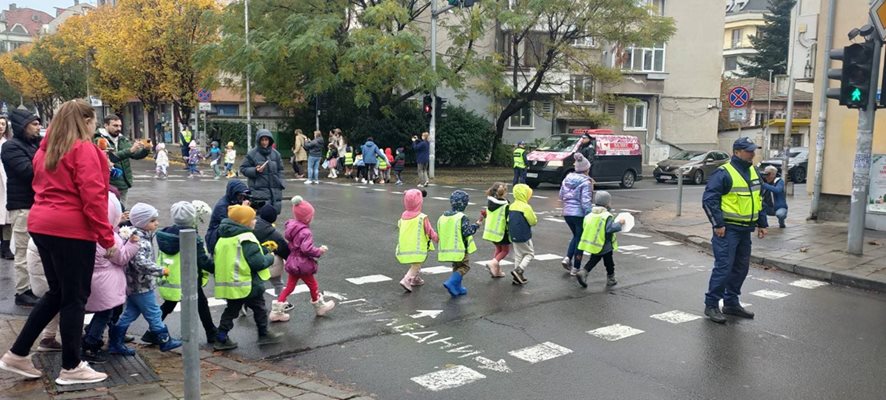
[269,300,290,322]
[411,272,425,286]
[107,325,135,356]
[154,328,182,352]
[443,272,462,297]
[399,270,416,292]
[312,294,335,316]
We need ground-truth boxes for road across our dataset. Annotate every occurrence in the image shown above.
[1,162,882,399]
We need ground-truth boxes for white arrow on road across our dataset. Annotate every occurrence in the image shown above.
[409,309,443,319]
[323,291,348,301]
[474,356,512,373]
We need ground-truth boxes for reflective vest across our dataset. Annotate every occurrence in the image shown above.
[213,232,270,300]
[396,214,435,264]
[345,151,354,166]
[513,148,526,169]
[181,129,192,144]
[377,155,388,170]
[157,251,210,302]
[437,213,477,262]
[482,205,508,242]
[577,210,618,254]
[720,163,762,225]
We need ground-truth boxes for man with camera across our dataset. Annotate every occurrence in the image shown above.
[412,132,430,187]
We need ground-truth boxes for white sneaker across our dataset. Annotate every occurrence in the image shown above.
[314,180,320,184]
[55,361,108,385]
[570,267,581,276]
[369,181,374,185]
[304,180,312,185]
[0,351,42,379]
[361,179,367,184]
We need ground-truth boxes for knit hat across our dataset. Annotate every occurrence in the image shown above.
[574,153,591,173]
[226,141,234,148]
[291,196,315,225]
[449,190,470,212]
[192,200,211,224]
[130,203,159,230]
[227,204,256,226]
[8,109,40,137]
[259,203,278,224]
[189,140,197,148]
[594,191,611,208]
[171,201,197,227]
[156,142,166,151]
[108,192,122,227]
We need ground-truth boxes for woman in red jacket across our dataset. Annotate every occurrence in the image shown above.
[0,100,116,385]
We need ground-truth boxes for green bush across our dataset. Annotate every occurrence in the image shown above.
[207,120,258,153]
[490,143,513,167]
[436,107,494,166]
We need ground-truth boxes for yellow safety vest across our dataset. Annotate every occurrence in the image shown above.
[513,148,526,169]
[396,214,435,264]
[182,129,192,144]
[577,210,618,254]
[157,251,210,302]
[213,232,270,300]
[720,163,762,225]
[437,213,477,262]
[482,205,508,242]
[377,155,388,169]
[345,151,354,166]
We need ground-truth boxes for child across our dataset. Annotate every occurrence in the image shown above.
[81,192,140,362]
[209,141,222,180]
[212,205,280,350]
[396,189,438,292]
[383,148,394,184]
[376,152,388,184]
[155,201,218,344]
[576,191,623,288]
[253,204,290,307]
[483,182,510,278]
[108,203,182,355]
[326,144,339,179]
[508,183,537,285]
[155,143,169,180]
[354,150,366,183]
[393,148,406,185]
[343,144,354,178]
[187,141,203,177]
[270,196,335,322]
[439,190,485,297]
[224,141,237,178]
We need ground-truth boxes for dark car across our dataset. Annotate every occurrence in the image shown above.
[653,150,730,185]
[759,147,808,183]
[524,130,643,189]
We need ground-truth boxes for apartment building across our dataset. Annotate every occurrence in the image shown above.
[0,4,53,53]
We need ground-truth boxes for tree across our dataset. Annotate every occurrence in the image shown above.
[739,0,795,79]
[0,45,55,119]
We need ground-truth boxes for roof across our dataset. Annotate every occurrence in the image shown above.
[1,6,53,37]
[726,0,770,15]
[725,77,814,103]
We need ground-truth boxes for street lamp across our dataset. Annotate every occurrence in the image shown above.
[244,0,252,150]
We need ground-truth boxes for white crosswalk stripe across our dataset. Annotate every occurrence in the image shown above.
[507,342,573,364]
[421,266,454,275]
[750,289,791,299]
[650,310,702,324]
[621,233,651,238]
[346,274,393,285]
[617,245,648,251]
[533,254,564,261]
[587,324,645,341]
[789,279,829,289]
[411,365,486,392]
[653,241,681,246]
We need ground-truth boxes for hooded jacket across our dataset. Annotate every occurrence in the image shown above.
[401,189,439,242]
[206,180,249,254]
[1,111,42,210]
[125,227,165,295]
[86,195,139,312]
[254,217,290,261]
[508,184,537,243]
[361,140,385,165]
[486,196,510,244]
[305,135,325,158]
[559,172,593,217]
[284,219,324,276]
[240,129,285,213]
[157,225,215,274]
[217,218,273,282]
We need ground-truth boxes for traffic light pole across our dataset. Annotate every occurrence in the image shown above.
[429,0,437,179]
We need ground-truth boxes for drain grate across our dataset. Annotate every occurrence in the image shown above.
[34,352,160,393]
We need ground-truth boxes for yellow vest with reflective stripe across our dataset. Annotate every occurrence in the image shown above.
[720,163,762,225]
[577,211,618,254]
[396,214,435,264]
[437,213,477,262]
[513,148,526,168]
[157,251,210,302]
[482,205,508,242]
[377,155,388,169]
[213,232,270,300]
[345,151,354,166]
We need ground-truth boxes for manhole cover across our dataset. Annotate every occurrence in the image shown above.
[34,352,160,393]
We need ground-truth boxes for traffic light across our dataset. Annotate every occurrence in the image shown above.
[436,96,448,120]
[826,43,874,110]
[423,94,433,118]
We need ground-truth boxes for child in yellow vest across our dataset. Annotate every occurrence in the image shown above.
[483,182,510,278]
[576,191,624,288]
[508,184,537,285]
[439,190,485,297]
[396,189,438,292]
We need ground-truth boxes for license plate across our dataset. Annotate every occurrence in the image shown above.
[526,173,538,178]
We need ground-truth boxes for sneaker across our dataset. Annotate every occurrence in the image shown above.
[213,337,238,351]
[257,331,283,346]
[606,275,618,287]
[576,269,589,288]
[511,268,527,285]
[36,337,62,352]
[14,290,39,307]
[80,348,108,364]
[0,351,42,379]
[304,180,312,185]
[56,361,108,385]
[704,306,727,324]
[722,305,755,319]
[560,257,571,271]
[570,267,580,276]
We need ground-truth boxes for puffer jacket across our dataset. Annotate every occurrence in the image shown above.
[206,180,250,254]
[254,217,290,261]
[1,127,41,210]
[559,172,593,217]
[239,130,285,213]
[125,227,165,295]
[284,219,324,276]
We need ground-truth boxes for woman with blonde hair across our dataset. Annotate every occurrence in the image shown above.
[0,99,116,385]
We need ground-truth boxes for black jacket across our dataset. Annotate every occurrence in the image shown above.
[239,130,285,213]
[253,218,290,260]
[1,131,41,211]
[206,180,250,254]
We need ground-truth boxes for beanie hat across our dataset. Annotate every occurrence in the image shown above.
[449,190,470,212]
[8,109,40,137]
[594,191,611,208]
[227,205,256,226]
[259,203,278,224]
[189,140,197,148]
[130,203,159,230]
[226,141,234,148]
[573,153,591,173]
[156,142,166,151]
[171,201,197,227]
[291,196,315,225]
[192,200,211,224]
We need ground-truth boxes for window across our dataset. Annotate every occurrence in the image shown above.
[565,76,594,103]
[509,103,534,129]
[624,102,647,130]
[724,56,739,71]
[771,134,803,148]
[619,44,665,73]
[572,36,597,48]
[214,104,239,116]
[731,29,743,48]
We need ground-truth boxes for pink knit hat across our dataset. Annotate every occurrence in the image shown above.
[291,196,315,225]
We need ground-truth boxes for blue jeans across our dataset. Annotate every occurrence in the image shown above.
[775,208,787,227]
[705,227,752,308]
[564,216,585,269]
[116,290,167,334]
[83,309,113,347]
[513,168,526,185]
[307,156,321,182]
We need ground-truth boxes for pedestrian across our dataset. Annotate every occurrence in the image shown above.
[376,148,390,184]
[393,147,406,185]
[0,115,13,260]
[512,141,528,185]
[24,239,62,353]
[575,191,624,288]
[108,203,183,355]
[343,143,355,179]
[559,153,594,275]
[81,192,140,363]
[396,189,438,292]
[383,147,394,183]
[270,196,336,322]
[0,100,115,385]
[187,141,204,177]
[508,183,536,285]
[253,203,290,300]
[180,125,193,163]
[361,136,385,185]
[761,165,788,228]
[209,141,222,180]
[577,133,595,163]
[412,132,430,187]
[334,129,348,176]
[292,129,308,178]
[212,204,281,350]
[97,114,149,205]
[206,180,251,254]
[154,142,169,179]
[702,137,767,324]
[304,130,324,185]
[354,150,366,182]
[326,143,339,179]
[240,129,285,212]
[482,182,510,278]
[1,109,43,307]
[224,141,236,178]
[439,190,485,297]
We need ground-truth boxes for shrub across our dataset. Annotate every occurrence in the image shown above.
[490,143,513,167]
[435,107,495,166]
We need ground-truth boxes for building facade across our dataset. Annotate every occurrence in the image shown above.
[723,0,769,78]
[0,4,53,53]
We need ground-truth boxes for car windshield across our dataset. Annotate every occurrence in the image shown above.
[536,135,579,152]
[670,151,704,161]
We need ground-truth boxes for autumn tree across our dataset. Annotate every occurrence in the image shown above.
[0,45,55,119]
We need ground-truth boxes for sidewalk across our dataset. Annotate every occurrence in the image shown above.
[639,188,886,293]
[0,316,371,400]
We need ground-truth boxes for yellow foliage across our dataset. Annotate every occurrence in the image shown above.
[0,45,52,102]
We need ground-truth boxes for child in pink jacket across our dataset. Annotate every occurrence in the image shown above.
[396,189,438,292]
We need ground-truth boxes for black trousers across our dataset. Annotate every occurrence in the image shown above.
[12,233,96,369]
[218,285,269,336]
[160,283,217,338]
[584,251,615,276]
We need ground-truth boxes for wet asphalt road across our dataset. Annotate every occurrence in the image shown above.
[1,161,882,399]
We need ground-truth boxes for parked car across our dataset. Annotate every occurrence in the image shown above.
[759,147,808,183]
[653,150,730,185]
[525,129,643,189]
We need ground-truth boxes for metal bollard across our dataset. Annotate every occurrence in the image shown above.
[180,229,201,399]
[676,173,683,217]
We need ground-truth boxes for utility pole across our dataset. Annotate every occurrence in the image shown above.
[180,230,201,399]
[781,77,796,196]
[762,69,773,159]
[429,0,440,179]
[809,0,837,220]
[244,0,252,150]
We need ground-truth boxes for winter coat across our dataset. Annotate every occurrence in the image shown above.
[293,133,308,162]
[1,128,41,211]
[589,206,623,254]
[305,137,325,158]
[206,180,250,254]
[217,218,273,286]
[361,140,385,165]
[284,219,324,276]
[254,217,290,261]
[702,156,768,231]
[157,225,214,274]
[393,153,406,172]
[559,172,593,217]
[762,177,788,214]
[125,227,165,295]
[413,140,430,164]
[96,132,149,192]
[87,232,140,312]
[0,136,9,224]
[487,196,511,245]
[155,149,169,167]
[508,184,537,243]
[240,130,285,213]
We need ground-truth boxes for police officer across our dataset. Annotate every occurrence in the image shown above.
[702,137,767,324]
[513,141,527,185]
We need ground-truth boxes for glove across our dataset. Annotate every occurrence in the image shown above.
[261,240,278,252]
[111,167,123,179]
[163,268,170,276]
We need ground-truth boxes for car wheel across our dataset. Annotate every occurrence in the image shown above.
[526,180,540,189]
[792,166,806,183]
[619,170,636,189]
[693,170,704,185]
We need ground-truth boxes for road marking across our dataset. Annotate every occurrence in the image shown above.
[654,241,681,246]
[422,266,453,275]
[463,188,477,191]
[650,310,702,324]
[474,356,511,373]
[789,279,829,289]
[410,310,443,319]
[266,285,308,297]
[392,191,404,194]
[587,324,645,341]
[751,277,781,284]
[411,365,486,392]
[750,289,791,299]
[619,208,643,213]
[432,196,449,201]
[84,314,93,325]
[323,291,348,301]
[508,342,573,364]
[718,299,751,308]
[544,217,566,223]
[533,253,563,261]
[443,185,455,188]
[621,233,651,238]
[346,274,393,285]
[617,245,648,251]
[171,297,227,313]
[357,186,368,189]
[533,195,548,199]
[168,179,186,182]
[475,260,513,267]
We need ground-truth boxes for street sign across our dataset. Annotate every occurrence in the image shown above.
[196,88,212,102]
[729,108,747,122]
[871,0,886,41]
[198,102,211,112]
[728,86,750,108]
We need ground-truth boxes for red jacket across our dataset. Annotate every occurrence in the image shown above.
[29,138,115,249]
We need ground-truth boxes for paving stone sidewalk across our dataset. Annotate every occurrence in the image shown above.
[0,317,372,400]
[639,189,886,293]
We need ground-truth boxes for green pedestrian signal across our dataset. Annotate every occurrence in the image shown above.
[851,88,862,103]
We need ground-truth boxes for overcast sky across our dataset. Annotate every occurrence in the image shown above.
[1,0,90,16]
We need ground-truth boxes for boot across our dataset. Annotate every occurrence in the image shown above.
[141,330,161,345]
[312,294,335,316]
[399,270,416,292]
[410,273,425,286]
[154,327,182,352]
[443,272,462,297]
[107,325,135,356]
[0,240,13,260]
[213,331,238,351]
[257,330,283,346]
[269,300,291,322]
[606,274,618,287]
[486,259,505,278]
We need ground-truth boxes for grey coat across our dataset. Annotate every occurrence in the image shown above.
[239,130,285,213]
